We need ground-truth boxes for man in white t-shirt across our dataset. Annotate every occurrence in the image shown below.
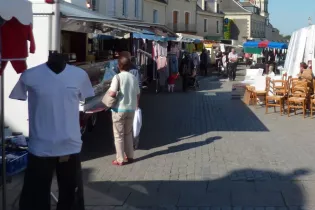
[228,48,238,81]
[10,62,94,210]
[108,55,140,166]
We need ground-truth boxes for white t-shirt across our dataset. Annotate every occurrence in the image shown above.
[228,52,238,63]
[9,64,95,157]
[109,71,140,112]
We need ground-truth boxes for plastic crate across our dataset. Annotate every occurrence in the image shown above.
[0,151,28,176]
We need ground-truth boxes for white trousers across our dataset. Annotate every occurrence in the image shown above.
[168,84,175,92]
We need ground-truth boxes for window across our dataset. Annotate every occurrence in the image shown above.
[173,11,179,24]
[153,10,158,24]
[216,20,219,33]
[185,12,190,25]
[135,0,139,18]
[204,19,208,32]
[122,0,127,16]
[217,3,220,13]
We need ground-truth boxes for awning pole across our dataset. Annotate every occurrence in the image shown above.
[51,0,61,52]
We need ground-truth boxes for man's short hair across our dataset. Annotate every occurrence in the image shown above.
[300,62,308,69]
[118,55,131,71]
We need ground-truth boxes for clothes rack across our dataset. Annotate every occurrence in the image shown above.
[137,49,152,58]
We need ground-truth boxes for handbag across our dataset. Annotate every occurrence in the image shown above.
[102,75,120,108]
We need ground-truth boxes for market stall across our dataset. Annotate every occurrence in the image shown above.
[2,0,144,138]
[0,0,34,209]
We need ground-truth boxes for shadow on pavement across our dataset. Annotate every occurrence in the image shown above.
[81,66,269,159]
[81,168,310,208]
[133,136,222,162]
[81,111,114,162]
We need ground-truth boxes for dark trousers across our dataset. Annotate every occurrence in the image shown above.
[19,153,85,210]
[200,63,207,76]
[216,59,222,71]
[229,62,237,81]
[182,75,187,92]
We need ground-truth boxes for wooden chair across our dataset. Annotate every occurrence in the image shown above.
[251,77,270,107]
[244,85,255,105]
[310,79,315,118]
[282,72,288,81]
[265,79,287,115]
[287,81,308,118]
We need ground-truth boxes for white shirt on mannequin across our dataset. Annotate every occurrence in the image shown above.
[10,64,95,157]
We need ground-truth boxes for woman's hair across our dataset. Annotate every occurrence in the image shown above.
[120,51,131,59]
[118,55,131,71]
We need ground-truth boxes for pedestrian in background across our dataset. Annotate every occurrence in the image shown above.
[228,48,238,81]
[200,49,208,76]
[108,55,140,166]
[167,72,180,93]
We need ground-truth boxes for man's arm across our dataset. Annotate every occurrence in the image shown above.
[108,75,119,97]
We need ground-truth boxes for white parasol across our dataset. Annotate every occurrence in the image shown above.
[0,1,33,210]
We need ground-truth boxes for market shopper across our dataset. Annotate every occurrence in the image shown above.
[200,49,208,76]
[108,55,140,166]
[215,48,223,72]
[228,48,238,81]
[298,62,313,89]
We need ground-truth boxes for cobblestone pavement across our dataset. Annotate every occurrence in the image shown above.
[4,66,315,210]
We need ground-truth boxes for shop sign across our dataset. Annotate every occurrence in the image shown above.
[223,18,231,40]
[204,43,213,48]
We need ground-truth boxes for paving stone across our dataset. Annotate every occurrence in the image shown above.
[207,181,255,192]
[178,192,230,206]
[231,192,284,206]
[125,191,180,206]
[6,66,315,208]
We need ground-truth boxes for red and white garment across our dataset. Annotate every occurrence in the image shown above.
[0,0,35,75]
[0,17,36,74]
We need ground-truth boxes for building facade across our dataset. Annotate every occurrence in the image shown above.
[196,0,224,40]
[218,0,268,44]
[96,0,143,20]
[143,0,167,25]
[166,0,198,34]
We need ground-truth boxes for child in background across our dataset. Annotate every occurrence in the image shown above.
[167,72,180,93]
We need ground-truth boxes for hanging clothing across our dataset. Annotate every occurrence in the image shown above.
[0,17,36,74]
[169,55,179,73]
[0,17,35,59]
[157,56,167,70]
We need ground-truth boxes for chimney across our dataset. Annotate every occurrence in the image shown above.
[198,0,205,10]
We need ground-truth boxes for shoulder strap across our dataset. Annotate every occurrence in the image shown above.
[116,74,120,91]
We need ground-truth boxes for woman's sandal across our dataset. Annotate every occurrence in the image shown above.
[112,160,124,166]
[125,157,134,164]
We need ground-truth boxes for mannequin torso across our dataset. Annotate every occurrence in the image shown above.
[46,51,67,74]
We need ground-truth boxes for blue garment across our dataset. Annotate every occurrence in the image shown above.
[170,55,178,73]
[129,68,142,88]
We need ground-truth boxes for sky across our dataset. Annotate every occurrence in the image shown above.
[269,0,315,36]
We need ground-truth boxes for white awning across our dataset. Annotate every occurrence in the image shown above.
[60,1,141,33]
[0,0,33,25]
[176,33,204,43]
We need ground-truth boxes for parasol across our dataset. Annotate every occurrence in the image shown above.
[0,1,34,210]
[258,40,270,48]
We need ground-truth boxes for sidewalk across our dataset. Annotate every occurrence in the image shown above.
[3,66,315,210]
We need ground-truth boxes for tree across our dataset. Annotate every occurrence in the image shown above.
[283,35,291,40]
